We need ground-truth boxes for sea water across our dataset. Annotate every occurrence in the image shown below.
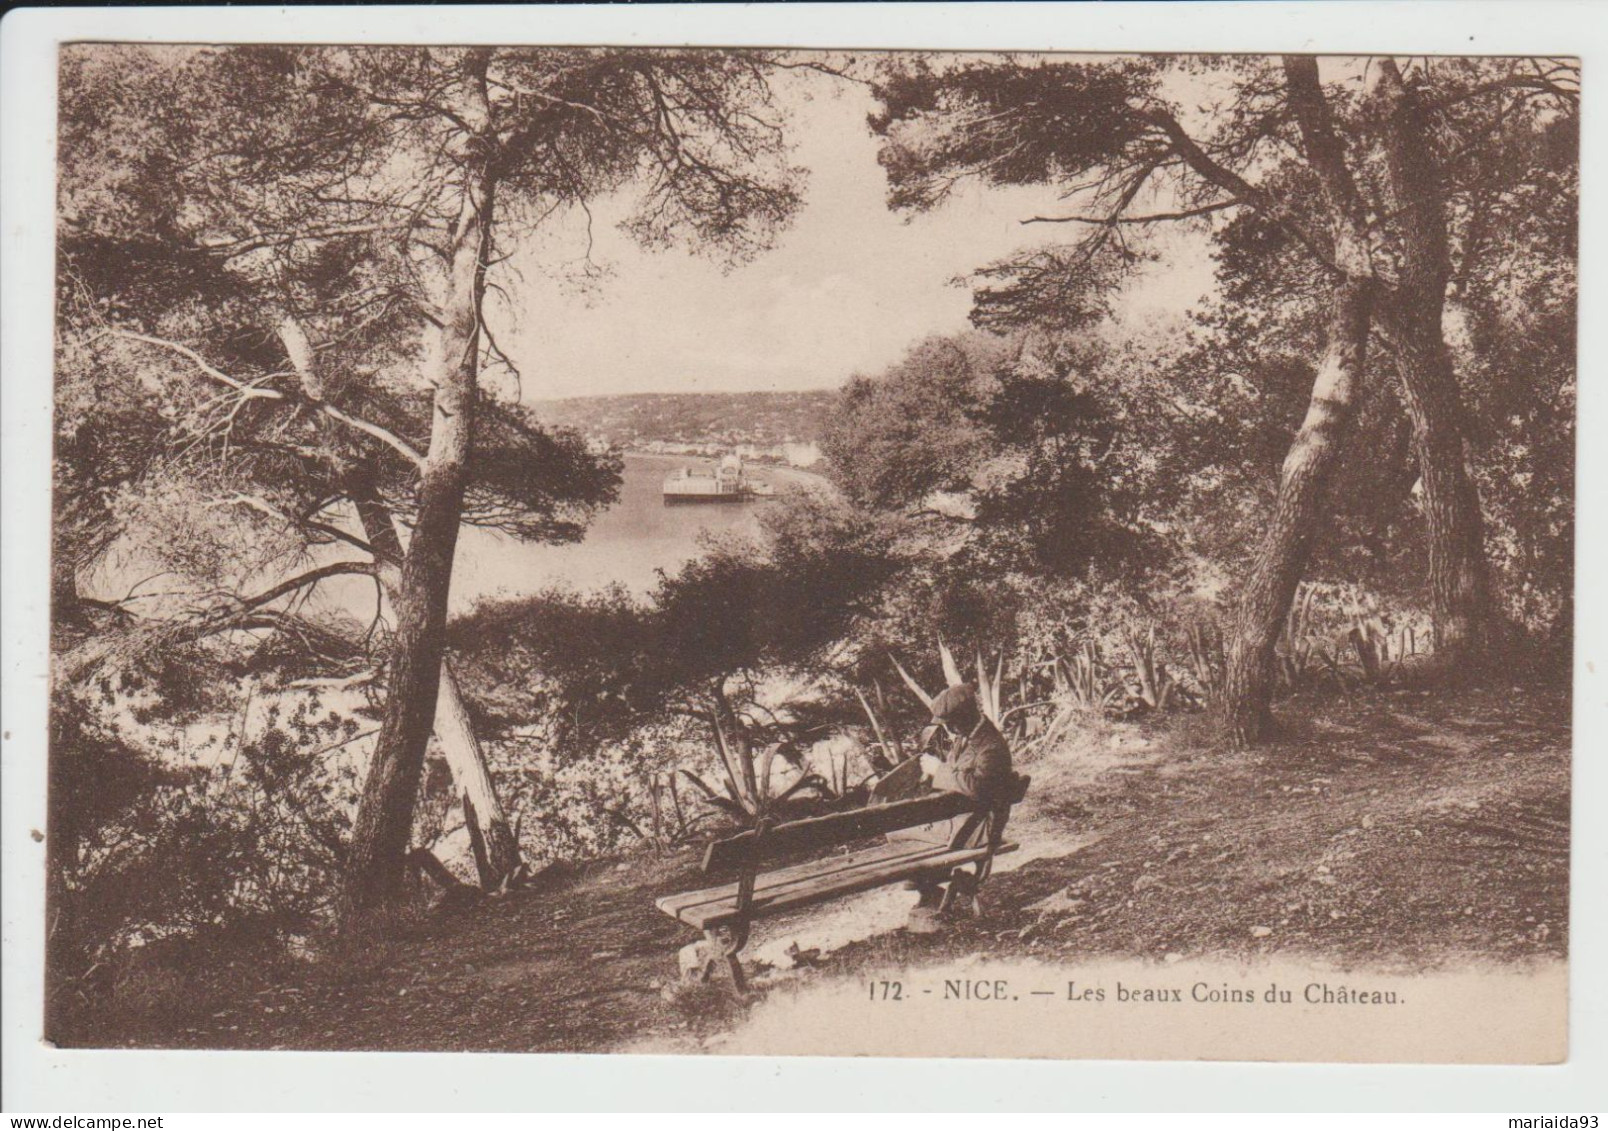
[449,453,776,609]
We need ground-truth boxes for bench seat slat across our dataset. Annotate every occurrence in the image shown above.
[657,840,1017,930]
[660,840,934,919]
[700,792,978,874]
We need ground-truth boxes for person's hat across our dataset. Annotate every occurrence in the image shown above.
[919,683,978,747]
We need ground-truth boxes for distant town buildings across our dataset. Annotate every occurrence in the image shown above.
[535,391,834,467]
[638,438,822,467]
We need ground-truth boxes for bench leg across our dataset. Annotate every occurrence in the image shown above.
[723,948,748,995]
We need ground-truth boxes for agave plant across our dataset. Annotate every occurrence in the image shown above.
[852,684,901,773]
[674,681,839,824]
[1185,619,1226,704]
[676,754,832,824]
[1277,584,1324,691]
[1125,623,1178,711]
[644,770,717,851]
[890,637,1007,725]
[1057,639,1123,714]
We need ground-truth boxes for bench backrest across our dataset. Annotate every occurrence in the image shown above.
[702,773,1030,876]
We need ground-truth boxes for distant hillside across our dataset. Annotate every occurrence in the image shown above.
[532,390,837,449]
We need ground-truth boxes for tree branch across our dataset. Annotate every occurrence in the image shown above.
[55,562,377,686]
[227,561,379,616]
[97,330,282,398]
[1425,73,1579,114]
[1023,200,1240,226]
[198,222,431,259]
[218,494,374,556]
[318,402,427,467]
[105,328,426,469]
[1146,106,1342,276]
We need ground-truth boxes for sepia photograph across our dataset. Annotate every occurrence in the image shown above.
[11,9,1590,1087]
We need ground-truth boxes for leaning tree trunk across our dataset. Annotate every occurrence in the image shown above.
[280,298,524,890]
[1219,58,1385,747]
[340,52,495,925]
[1372,58,1493,668]
[350,470,522,888]
[1220,280,1375,745]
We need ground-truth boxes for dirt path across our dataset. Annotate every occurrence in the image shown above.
[68,683,1569,1053]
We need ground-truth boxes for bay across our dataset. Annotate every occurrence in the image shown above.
[449,453,790,611]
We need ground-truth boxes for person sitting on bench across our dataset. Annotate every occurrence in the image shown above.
[918,683,1014,808]
[904,683,1016,927]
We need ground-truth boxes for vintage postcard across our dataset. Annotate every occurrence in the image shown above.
[4,3,1594,1108]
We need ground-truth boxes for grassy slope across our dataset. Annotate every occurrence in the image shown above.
[61,682,1569,1052]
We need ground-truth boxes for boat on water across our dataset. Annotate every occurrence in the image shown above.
[662,454,776,505]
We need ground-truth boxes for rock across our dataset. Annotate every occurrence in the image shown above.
[1250,925,1273,938]
[1361,814,1376,830]
[785,941,822,968]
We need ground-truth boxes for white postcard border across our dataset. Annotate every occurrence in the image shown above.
[3,1,1603,1112]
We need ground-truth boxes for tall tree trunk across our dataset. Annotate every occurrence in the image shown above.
[1372,58,1493,667]
[1219,57,1382,746]
[340,50,495,925]
[1221,280,1375,744]
[280,295,524,889]
[1386,328,1492,663]
[350,469,522,887]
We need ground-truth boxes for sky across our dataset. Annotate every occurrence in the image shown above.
[491,69,1219,402]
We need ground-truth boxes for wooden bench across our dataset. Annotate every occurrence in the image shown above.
[655,773,1030,991]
